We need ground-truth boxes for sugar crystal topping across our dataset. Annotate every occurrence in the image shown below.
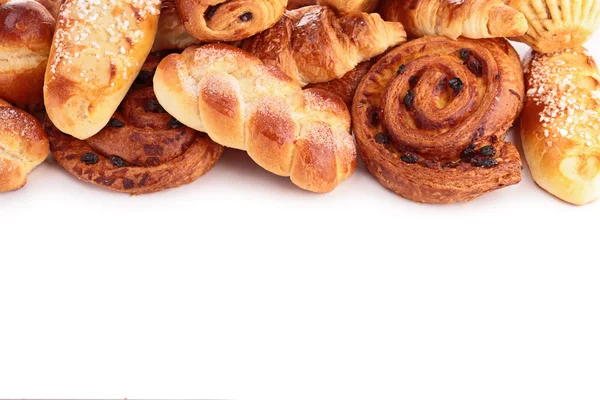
[49,0,160,82]
[526,49,600,147]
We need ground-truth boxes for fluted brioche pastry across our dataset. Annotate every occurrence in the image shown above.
[0,99,49,192]
[241,5,406,87]
[0,0,55,107]
[154,44,357,193]
[521,48,600,205]
[175,0,287,42]
[47,53,223,195]
[44,0,161,140]
[318,0,378,12]
[509,0,600,53]
[379,0,527,40]
[153,0,202,52]
[353,37,524,203]
[307,60,375,107]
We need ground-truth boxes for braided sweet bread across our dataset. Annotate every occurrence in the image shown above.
[353,37,524,203]
[241,5,406,87]
[0,99,49,192]
[47,53,224,195]
[176,0,287,41]
[154,44,357,193]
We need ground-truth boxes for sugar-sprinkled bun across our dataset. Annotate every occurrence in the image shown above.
[154,44,357,193]
[0,99,49,192]
[521,48,600,205]
[0,0,55,107]
[43,0,161,140]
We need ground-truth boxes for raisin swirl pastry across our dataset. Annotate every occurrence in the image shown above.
[176,0,287,41]
[353,37,524,204]
[47,55,223,195]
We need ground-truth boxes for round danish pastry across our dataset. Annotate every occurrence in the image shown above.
[47,55,224,195]
[353,37,525,203]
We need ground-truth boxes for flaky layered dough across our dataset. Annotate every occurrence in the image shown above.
[152,0,202,52]
[0,1,55,107]
[241,5,405,86]
[44,0,161,140]
[154,44,357,193]
[307,60,376,107]
[353,37,524,204]
[379,0,527,40]
[521,48,600,205]
[48,54,223,195]
[0,99,49,192]
[509,0,600,53]
[175,0,287,41]
[318,0,379,13]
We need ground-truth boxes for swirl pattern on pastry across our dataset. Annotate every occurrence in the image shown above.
[175,0,287,42]
[47,56,224,195]
[353,37,524,203]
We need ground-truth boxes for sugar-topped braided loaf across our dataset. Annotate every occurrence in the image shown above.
[153,44,357,193]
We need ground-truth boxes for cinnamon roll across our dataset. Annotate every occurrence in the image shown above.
[176,0,287,42]
[47,54,223,195]
[353,37,524,203]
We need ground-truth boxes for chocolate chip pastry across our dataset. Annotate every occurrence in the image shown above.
[353,37,524,203]
[46,53,224,195]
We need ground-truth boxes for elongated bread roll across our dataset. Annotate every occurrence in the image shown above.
[44,0,161,140]
[521,48,600,205]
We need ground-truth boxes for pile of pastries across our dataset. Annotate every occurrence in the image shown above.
[1,0,600,205]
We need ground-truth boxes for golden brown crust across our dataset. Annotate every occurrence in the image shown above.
[509,0,600,53]
[44,0,161,140]
[0,100,49,192]
[0,1,55,107]
[353,37,524,204]
[153,43,357,193]
[175,0,287,42]
[521,48,600,205]
[287,0,315,9]
[241,5,406,87]
[307,60,375,108]
[152,0,202,52]
[318,0,379,13]
[33,0,63,18]
[379,0,527,40]
[47,57,223,195]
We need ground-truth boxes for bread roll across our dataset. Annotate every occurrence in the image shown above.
[44,0,161,140]
[0,0,55,107]
[241,5,406,86]
[154,44,357,193]
[522,48,600,205]
[0,99,49,192]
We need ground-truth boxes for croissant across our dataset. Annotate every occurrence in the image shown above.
[175,0,287,42]
[307,60,375,108]
[318,0,379,12]
[509,0,600,52]
[352,37,524,203]
[521,48,600,204]
[241,5,406,86]
[379,0,528,40]
[153,44,357,193]
[287,0,315,9]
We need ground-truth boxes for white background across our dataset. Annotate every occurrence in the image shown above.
[0,36,599,399]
